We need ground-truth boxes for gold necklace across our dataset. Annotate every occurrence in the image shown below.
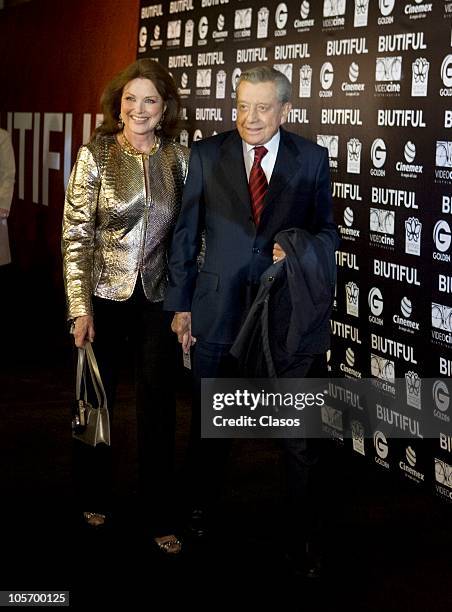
[120,132,161,158]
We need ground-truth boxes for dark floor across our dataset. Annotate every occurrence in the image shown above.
[1,341,452,612]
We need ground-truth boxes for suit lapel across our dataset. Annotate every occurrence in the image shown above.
[218,131,251,212]
[264,128,302,212]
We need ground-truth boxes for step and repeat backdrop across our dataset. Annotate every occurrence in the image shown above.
[137,0,452,501]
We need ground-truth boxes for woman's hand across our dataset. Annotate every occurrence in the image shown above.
[73,315,95,348]
[273,242,286,263]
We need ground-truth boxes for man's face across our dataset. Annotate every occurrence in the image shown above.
[236,80,291,146]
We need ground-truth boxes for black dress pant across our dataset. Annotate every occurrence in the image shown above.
[73,283,177,535]
[188,341,330,548]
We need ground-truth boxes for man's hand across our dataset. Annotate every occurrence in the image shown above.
[73,315,95,348]
[171,312,196,354]
[0,207,9,219]
[273,242,286,263]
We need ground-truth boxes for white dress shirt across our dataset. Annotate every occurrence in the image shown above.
[242,130,280,184]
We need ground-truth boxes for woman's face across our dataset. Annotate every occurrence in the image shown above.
[120,77,166,138]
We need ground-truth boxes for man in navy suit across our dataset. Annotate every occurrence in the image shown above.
[165,66,338,573]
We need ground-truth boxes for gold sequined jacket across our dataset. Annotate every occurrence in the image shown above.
[62,134,189,319]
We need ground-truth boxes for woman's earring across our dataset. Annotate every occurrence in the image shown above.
[118,114,124,129]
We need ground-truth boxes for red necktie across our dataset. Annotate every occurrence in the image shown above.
[249,146,268,226]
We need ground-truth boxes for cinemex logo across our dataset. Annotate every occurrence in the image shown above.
[327,38,369,55]
[351,420,365,456]
[138,26,148,53]
[433,220,452,262]
[151,23,162,49]
[405,371,421,409]
[295,0,315,31]
[369,208,395,247]
[317,135,338,169]
[347,138,361,174]
[216,70,226,100]
[346,282,359,317]
[369,287,384,326]
[378,0,394,24]
[394,296,420,334]
[274,2,288,37]
[274,64,293,83]
[338,206,360,241]
[404,1,432,19]
[375,56,401,95]
[196,68,212,96]
[257,6,270,39]
[299,65,312,98]
[371,187,417,210]
[435,141,452,182]
[336,250,359,270]
[234,7,252,39]
[374,431,389,469]
[396,141,423,180]
[411,58,429,97]
[342,62,365,96]
[212,13,228,40]
[432,302,452,347]
[400,446,425,483]
[370,138,386,177]
[178,72,191,98]
[445,2,452,18]
[319,62,334,97]
[323,0,346,28]
[433,380,450,423]
[340,347,362,379]
[354,0,369,28]
[405,217,422,256]
[184,19,194,47]
[440,55,452,97]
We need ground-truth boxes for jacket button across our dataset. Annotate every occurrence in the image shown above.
[267,276,274,282]
[252,247,260,254]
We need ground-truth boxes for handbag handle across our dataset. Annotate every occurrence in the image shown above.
[76,343,108,410]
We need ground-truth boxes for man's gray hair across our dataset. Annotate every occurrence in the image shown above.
[237,66,292,104]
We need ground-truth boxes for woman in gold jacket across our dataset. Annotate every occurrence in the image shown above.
[62,59,189,554]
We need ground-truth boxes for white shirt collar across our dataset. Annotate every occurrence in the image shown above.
[244,129,281,157]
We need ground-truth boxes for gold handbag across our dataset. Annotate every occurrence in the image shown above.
[72,342,111,447]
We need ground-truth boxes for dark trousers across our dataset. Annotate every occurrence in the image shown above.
[188,340,329,547]
[73,283,177,535]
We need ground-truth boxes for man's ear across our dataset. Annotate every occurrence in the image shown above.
[280,102,292,125]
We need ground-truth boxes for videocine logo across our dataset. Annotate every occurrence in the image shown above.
[295,0,315,31]
[369,287,384,326]
[346,282,359,317]
[274,2,288,36]
[370,138,387,177]
[234,7,252,38]
[257,6,269,39]
[299,65,312,97]
[435,458,452,491]
[432,303,452,348]
[435,142,452,182]
[433,220,452,262]
[371,353,395,383]
[167,19,182,46]
[319,62,334,96]
[433,380,450,423]
[196,68,212,94]
[405,217,422,256]
[347,138,362,174]
[405,371,421,410]
[354,0,369,27]
[351,420,365,456]
[375,56,402,95]
[411,58,429,97]
[317,135,339,169]
[369,208,395,247]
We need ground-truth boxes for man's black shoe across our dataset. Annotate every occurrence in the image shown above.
[187,508,210,538]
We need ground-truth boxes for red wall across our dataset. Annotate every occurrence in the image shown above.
[0,0,139,292]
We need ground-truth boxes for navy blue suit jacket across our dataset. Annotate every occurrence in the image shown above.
[164,127,338,345]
